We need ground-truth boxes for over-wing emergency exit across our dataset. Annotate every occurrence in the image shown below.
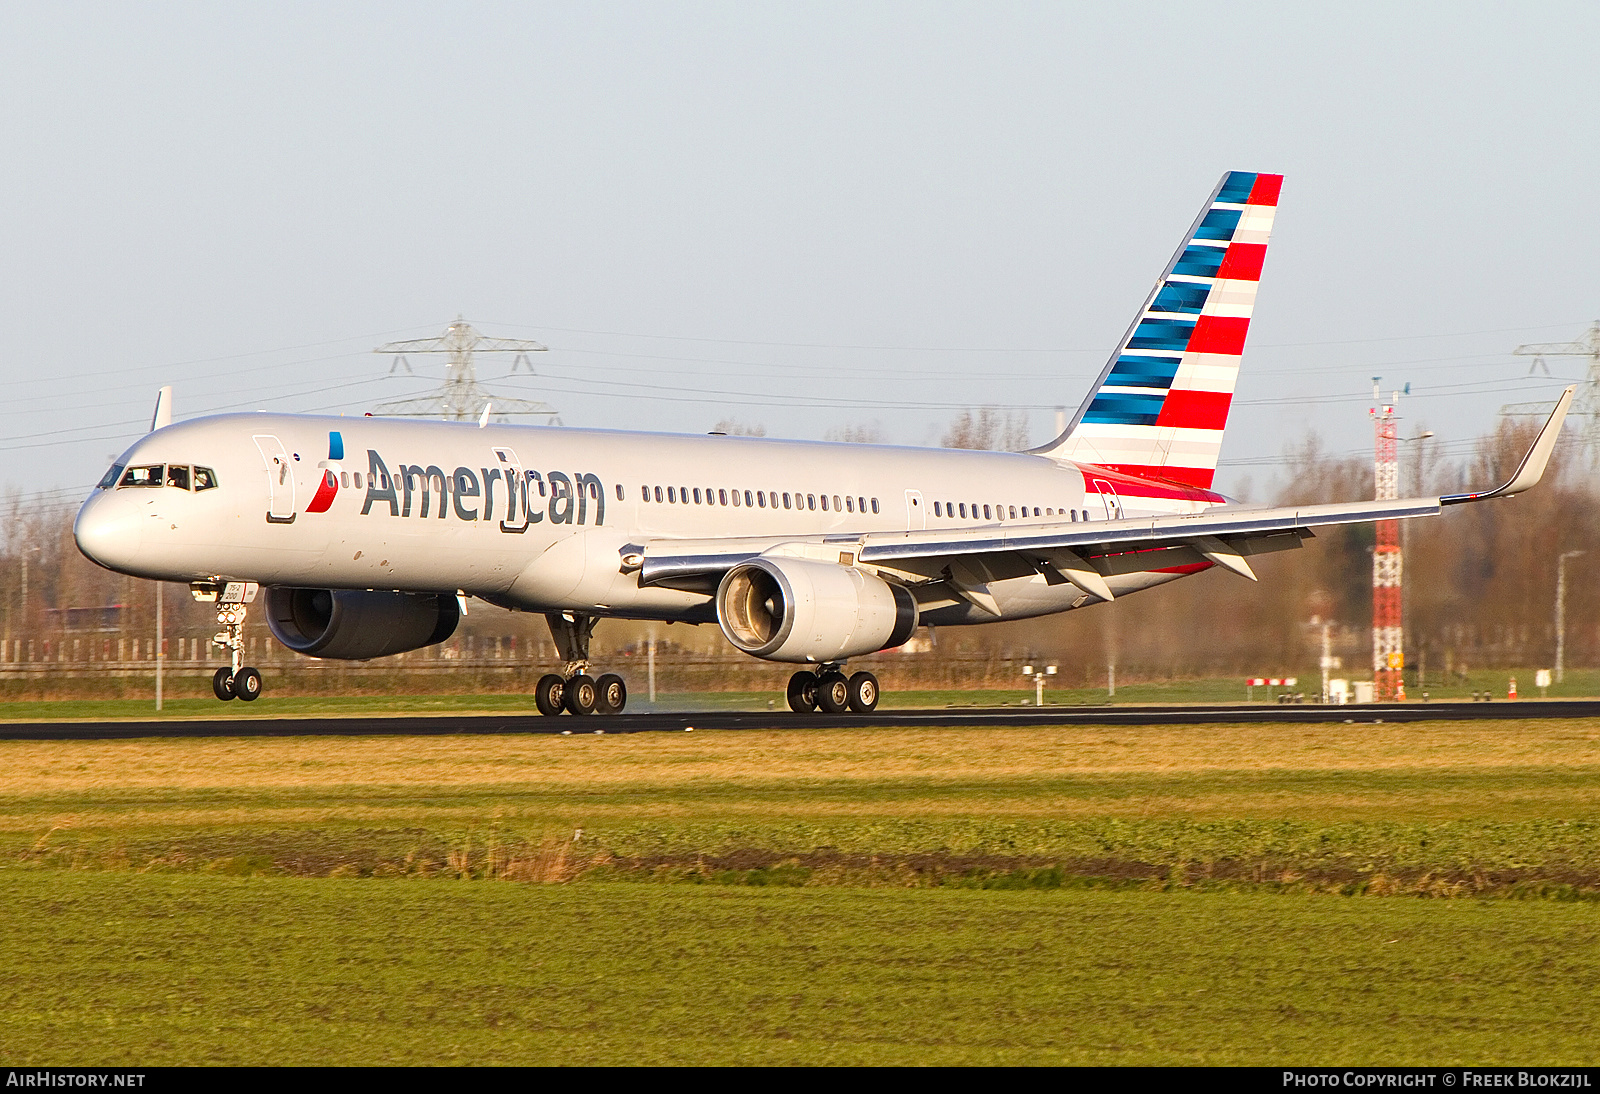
[73,172,1575,715]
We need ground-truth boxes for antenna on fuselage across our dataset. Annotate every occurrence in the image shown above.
[150,386,173,432]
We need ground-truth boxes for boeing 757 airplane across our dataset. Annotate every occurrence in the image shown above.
[73,172,1574,715]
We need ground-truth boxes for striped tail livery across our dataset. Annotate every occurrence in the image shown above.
[1034,170,1282,501]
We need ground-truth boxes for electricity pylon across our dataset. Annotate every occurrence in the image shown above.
[371,317,561,424]
[1502,321,1598,461]
[1371,383,1404,702]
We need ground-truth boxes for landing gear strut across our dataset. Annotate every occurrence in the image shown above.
[536,612,628,716]
[787,666,879,714]
[195,582,264,702]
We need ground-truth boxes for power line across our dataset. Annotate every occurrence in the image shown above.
[482,317,1586,354]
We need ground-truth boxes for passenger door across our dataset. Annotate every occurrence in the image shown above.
[252,435,296,524]
[493,447,529,532]
[1091,478,1123,520]
[904,489,926,530]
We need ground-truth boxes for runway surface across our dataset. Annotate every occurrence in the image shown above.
[3,700,1599,740]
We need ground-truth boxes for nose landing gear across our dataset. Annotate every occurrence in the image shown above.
[537,612,629,716]
[787,667,879,713]
[195,582,264,703]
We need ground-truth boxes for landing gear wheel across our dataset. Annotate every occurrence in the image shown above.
[816,671,850,714]
[212,667,236,702]
[231,666,262,702]
[595,673,627,715]
[564,674,599,716]
[535,674,566,717]
[787,671,818,712]
[847,671,879,713]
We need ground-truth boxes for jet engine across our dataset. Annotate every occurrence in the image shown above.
[265,587,460,660]
[715,556,918,663]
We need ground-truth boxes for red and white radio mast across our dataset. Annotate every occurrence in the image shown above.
[1370,381,1404,701]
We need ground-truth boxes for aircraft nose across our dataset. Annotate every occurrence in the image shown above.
[74,491,145,573]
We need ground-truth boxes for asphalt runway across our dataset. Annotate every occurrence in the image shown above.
[2,700,1599,740]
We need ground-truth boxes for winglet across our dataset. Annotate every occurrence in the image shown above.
[150,385,173,432]
[1442,385,1575,505]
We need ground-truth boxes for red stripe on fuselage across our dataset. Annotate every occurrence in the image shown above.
[1089,543,1215,576]
[1156,388,1233,430]
[1076,463,1225,500]
[306,471,338,513]
[1151,561,1213,575]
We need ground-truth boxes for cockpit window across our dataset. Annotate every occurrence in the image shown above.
[115,463,218,490]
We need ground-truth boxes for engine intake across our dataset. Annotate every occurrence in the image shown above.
[265,588,460,660]
[716,556,917,663]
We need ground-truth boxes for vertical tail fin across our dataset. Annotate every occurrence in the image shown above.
[1032,171,1281,489]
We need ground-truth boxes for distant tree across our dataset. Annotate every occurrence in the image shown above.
[824,422,885,444]
[710,419,765,437]
[940,408,1029,451]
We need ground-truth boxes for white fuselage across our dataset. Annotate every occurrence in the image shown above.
[74,413,1219,627]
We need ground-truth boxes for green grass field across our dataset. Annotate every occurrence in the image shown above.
[4,872,1597,1066]
[3,718,1599,1063]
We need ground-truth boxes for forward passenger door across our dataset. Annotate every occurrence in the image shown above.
[252,435,296,524]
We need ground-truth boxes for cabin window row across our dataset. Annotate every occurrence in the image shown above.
[931,501,1093,522]
[640,485,880,514]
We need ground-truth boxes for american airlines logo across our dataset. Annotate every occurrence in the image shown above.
[353,450,606,528]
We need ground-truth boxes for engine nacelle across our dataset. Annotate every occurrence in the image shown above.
[716,556,918,664]
[265,587,460,660]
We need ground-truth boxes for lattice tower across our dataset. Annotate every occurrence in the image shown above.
[1502,321,1599,464]
[371,317,560,424]
[1371,389,1404,701]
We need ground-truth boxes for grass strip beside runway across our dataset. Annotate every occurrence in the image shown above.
[4,721,1600,897]
[4,718,1599,1063]
[2,871,1598,1066]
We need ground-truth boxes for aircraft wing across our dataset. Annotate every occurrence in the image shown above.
[636,386,1573,602]
[638,495,1430,598]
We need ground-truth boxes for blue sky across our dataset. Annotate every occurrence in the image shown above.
[3,2,1595,505]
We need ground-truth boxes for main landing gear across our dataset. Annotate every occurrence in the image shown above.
[787,666,879,714]
[535,612,628,716]
[195,582,264,702]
